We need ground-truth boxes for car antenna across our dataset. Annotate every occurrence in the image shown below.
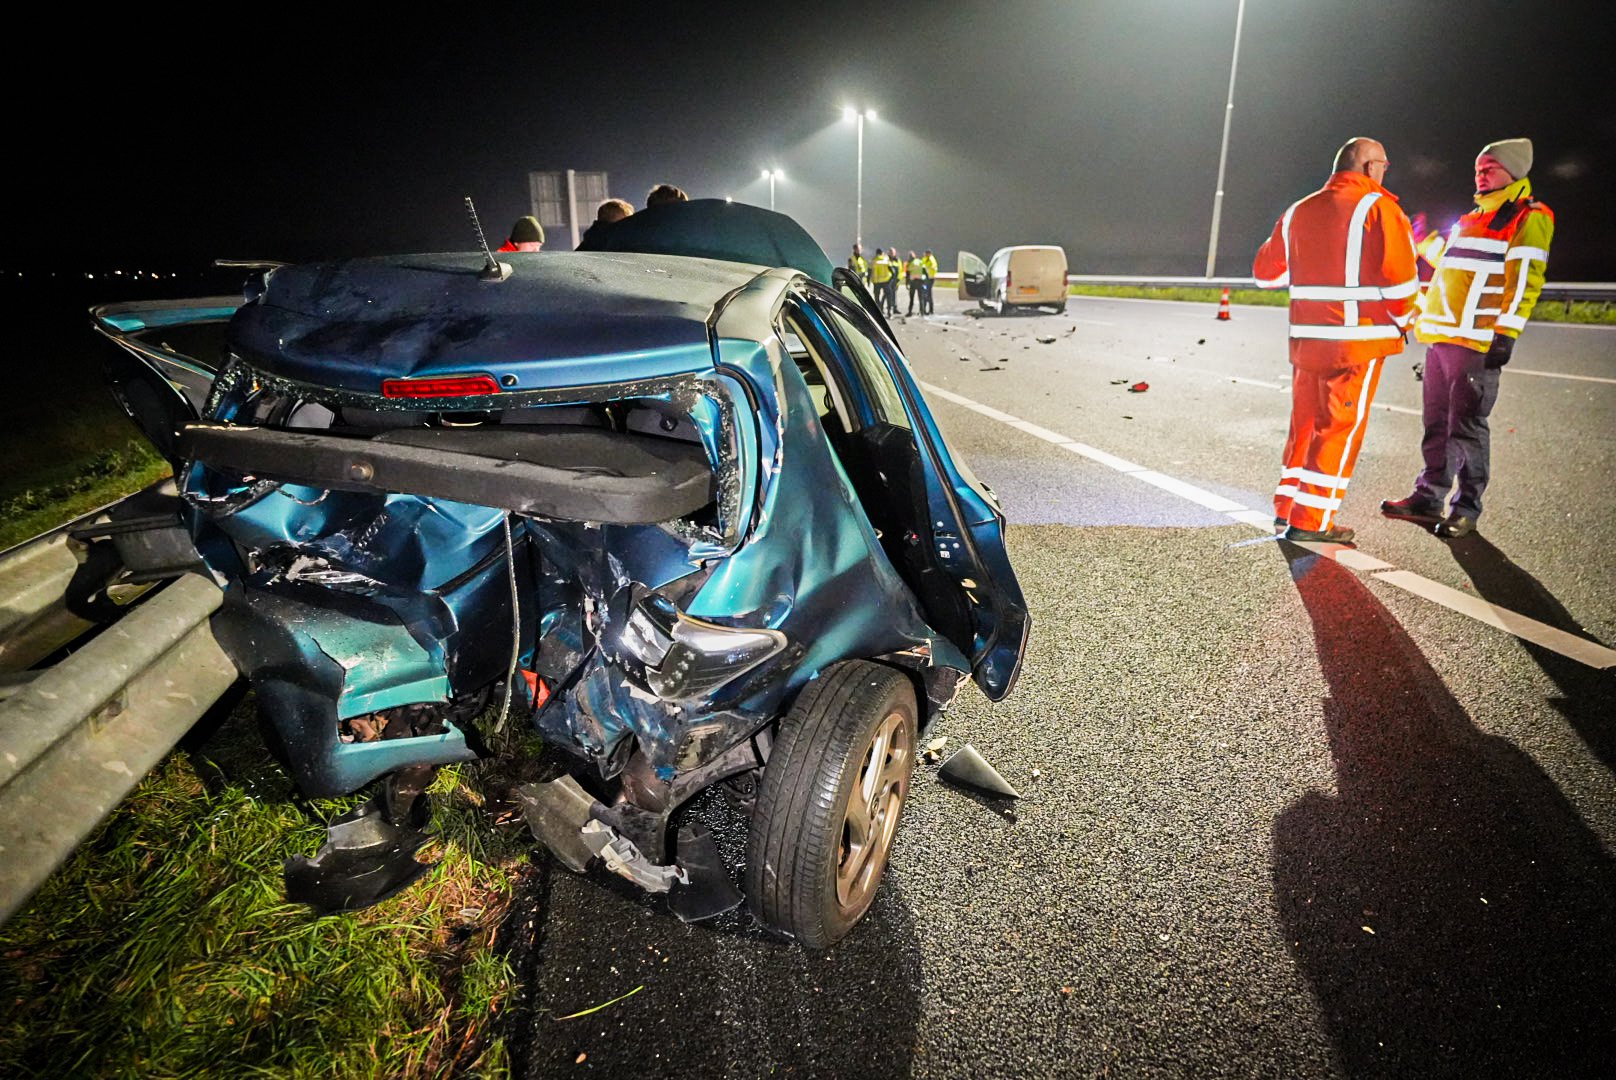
[464,195,511,282]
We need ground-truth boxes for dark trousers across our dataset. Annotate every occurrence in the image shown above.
[1415,341,1501,518]
[906,281,919,314]
[920,279,934,314]
[881,279,898,314]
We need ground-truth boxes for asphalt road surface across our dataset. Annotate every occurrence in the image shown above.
[509,294,1616,1078]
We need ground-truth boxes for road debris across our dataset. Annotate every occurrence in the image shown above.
[924,736,949,763]
[1036,336,1056,344]
[576,1052,587,1065]
[1110,378,1130,385]
[1128,382,1150,393]
[556,984,645,1021]
[939,743,1022,798]
[1030,768,1042,780]
[1197,338,1207,345]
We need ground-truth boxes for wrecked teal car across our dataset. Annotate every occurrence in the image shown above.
[94,201,1028,946]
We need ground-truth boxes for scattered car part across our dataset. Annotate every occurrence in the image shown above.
[284,792,435,915]
[938,743,1022,798]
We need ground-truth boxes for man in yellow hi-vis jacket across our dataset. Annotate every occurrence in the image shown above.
[1382,138,1554,538]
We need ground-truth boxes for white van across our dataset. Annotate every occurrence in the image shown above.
[958,245,1068,314]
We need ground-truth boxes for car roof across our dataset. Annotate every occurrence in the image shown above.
[229,251,780,391]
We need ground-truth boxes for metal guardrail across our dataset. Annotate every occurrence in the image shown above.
[931,271,1615,305]
[0,484,242,923]
[0,572,237,922]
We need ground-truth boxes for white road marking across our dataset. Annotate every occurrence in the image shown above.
[1508,368,1616,385]
[1372,571,1616,669]
[918,379,1614,669]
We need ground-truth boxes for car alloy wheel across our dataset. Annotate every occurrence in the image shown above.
[744,660,918,947]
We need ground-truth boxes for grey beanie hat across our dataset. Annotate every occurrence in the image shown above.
[1479,138,1533,179]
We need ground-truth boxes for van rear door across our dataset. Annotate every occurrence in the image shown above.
[957,252,990,301]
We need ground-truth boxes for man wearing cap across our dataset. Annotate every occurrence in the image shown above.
[1382,138,1554,538]
[498,216,544,253]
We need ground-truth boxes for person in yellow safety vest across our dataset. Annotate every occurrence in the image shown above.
[870,248,896,315]
[849,244,869,284]
[904,250,921,315]
[1381,138,1554,539]
[886,248,903,316]
[920,250,939,314]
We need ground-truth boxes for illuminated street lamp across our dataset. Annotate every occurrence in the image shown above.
[1204,0,1247,277]
[761,168,784,210]
[842,106,877,245]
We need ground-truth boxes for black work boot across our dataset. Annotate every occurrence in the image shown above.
[1381,493,1445,518]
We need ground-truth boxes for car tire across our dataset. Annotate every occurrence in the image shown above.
[1053,301,1068,315]
[744,660,917,948]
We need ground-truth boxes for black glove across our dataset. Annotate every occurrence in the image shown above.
[1484,334,1515,369]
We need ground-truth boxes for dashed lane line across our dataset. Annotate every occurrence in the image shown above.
[920,380,1616,670]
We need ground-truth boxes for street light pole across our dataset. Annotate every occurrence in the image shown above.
[1204,0,1247,278]
[844,107,875,246]
[855,112,864,246]
[761,169,782,210]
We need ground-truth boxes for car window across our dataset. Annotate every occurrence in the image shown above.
[816,303,912,431]
[779,312,855,429]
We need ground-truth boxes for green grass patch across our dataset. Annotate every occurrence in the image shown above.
[1068,284,1289,307]
[1067,284,1616,325]
[0,704,540,1078]
[0,440,172,552]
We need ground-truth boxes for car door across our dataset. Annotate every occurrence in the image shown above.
[91,297,243,465]
[957,251,990,301]
[798,283,1029,700]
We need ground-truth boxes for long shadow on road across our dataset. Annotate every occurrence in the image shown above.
[1443,532,1616,773]
[503,791,922,1078]
[1273,547,1616,1077]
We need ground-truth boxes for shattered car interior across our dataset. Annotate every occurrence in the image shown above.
[92,200,1029,946]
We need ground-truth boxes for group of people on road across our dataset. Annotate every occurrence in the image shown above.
[848,244,939,317]
[1256,135,1553,545]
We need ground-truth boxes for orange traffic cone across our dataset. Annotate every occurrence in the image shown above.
[1216,287,1231,321]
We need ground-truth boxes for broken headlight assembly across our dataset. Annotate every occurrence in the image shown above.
[617,594,787,702]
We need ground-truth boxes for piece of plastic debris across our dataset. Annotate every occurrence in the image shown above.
[938,743,1022,798]
[927,736,948,753]
[576,1052,588,1064]
[1197,338,1206,345]
[1362,925,1375,935]
[1128,382,1149,393]
[1110,378,1129,385]
[959,355,972,361]
[1030,768,1042,780]
[557,984,645,1021]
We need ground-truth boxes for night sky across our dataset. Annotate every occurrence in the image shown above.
[19,0,1614,279]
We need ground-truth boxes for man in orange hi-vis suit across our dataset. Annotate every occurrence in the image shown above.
[1253,137,1419,545]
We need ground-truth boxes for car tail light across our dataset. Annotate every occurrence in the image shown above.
[381,374,500,399]
[617,595,786,701]
[1006,268,1013,291]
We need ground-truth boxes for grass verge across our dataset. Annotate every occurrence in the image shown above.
[0,702,541,1078]
[0,440,171,552]
[1067,284,1616,325]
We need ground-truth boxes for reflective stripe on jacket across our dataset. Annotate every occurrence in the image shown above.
[1415,177,1554,352]
[1253,171,1419,370]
